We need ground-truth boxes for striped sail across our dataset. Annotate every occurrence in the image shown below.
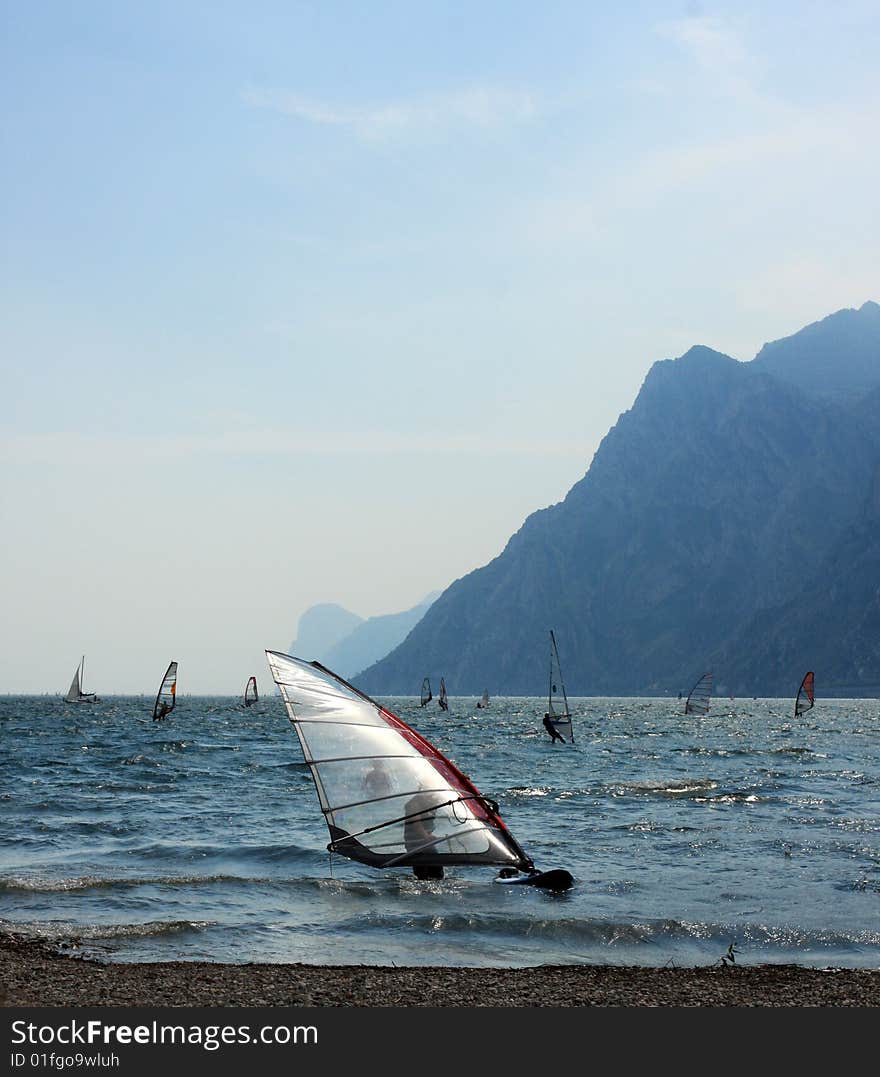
[419,677,432,707]
[244,675,259,707]
[684,671,713,715]
[152,661,178,721]
[265,651,533,873]
[794,671,815,718]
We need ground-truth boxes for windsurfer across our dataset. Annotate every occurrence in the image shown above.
[155,701,171,720]
[404,786,443,880]
[364,759,392,797]
[543,714,565,744]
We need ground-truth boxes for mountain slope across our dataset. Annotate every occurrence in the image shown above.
[356,304,880,696]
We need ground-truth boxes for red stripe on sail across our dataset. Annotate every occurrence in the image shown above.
[380,707,509,832]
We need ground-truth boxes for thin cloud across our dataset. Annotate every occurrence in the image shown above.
[658,14,764,104]
[0,428,593,464]
[243,84,539,140]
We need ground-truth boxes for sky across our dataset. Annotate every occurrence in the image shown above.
[2,1,879,693]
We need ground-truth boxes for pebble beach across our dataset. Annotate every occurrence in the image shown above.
[2,932,878,1008]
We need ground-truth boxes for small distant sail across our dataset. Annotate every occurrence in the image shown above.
[684,671,713,715]
[64,656,98,704]
[476,689,489,709]
[544,630,573,743]
[265,651,536,878]
[420,677,432,707]
[244,675,259,707]
[153,660,178,721]
[65,663,81,703]
[438,677,449,711]
[794,671,815,718]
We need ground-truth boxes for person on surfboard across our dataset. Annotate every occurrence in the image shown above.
[543,714,566,744]
[404,785,443,880]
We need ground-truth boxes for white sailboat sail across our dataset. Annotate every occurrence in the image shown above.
[684,671,713,715]
[544,630,573,743]
[265,651,538,879]
[64,656,98,704]
[152,660,178,721]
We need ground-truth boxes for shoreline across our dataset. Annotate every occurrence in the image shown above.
[2,932,878,1007]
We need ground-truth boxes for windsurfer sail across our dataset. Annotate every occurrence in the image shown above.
[265,650,572,889]
[152,660,178,721]
[684,671,713,715]
[476,689,489,709]
[244,675,259,707]
[419,677,432,707]
[64,656,98,704]
[794,671,815,719]
[544,630,573,743]
[438,677,449,712]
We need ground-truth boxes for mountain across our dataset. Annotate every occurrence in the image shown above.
[355,302,880,697]
[290,604,364,662]
[290,594,439,679]
[326,593,439,679]
[752,300,880,402]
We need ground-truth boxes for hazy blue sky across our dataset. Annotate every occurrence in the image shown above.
[2,2,879,693]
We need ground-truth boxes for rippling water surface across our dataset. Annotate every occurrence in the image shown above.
[2,694,878,968]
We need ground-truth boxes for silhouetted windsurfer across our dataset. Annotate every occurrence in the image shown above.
[543,714,565,744]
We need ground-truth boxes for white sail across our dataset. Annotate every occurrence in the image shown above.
[65,663,81,702]
[544,631,573,743]
[265,651,534,874]
[684,672,713,715]
[153,661,178,720]
[64,656,97,704]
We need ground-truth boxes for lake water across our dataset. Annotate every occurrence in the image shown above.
[1,694,878,969]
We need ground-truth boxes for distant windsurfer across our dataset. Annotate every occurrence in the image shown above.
[155,700,171,720]
[404,787,443,880]
[543,714,565,744]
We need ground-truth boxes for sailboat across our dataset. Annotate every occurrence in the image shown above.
[475,689,489,709]
[244,675,259,707]
[438,677,449,711]
[419,677,432,707]
[152,660,178,721]
[265,650,572,889]
[64,656,98,704]
[794,671,815,719]
[684,671,713,715]
[544,630,573,743]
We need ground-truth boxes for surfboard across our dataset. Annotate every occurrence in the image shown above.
[495,868,574,891]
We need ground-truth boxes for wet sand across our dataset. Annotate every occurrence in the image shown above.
[2,932,878,1007]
